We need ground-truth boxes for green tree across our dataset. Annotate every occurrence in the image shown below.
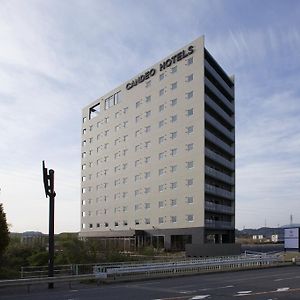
[0,203,9,262]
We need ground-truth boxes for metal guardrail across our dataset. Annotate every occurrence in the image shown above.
[0,253,291,291]
[93,254,285,282]
[0,274,94,293]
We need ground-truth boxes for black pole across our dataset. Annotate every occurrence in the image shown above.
[48,169,55,289]
[42,161,56,289]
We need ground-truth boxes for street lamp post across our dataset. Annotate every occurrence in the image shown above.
[42,161,56,289]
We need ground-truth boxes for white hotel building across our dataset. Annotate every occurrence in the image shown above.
[80,36,235,250]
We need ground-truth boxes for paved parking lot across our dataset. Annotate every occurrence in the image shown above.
[1,266,300,300]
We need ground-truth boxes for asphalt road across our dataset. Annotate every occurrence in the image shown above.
[1,266,300,300]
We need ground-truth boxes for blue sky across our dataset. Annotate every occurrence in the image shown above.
[0,0,299,233]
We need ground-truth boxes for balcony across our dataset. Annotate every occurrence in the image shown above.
[205,166,234,185]
[205,60,234,98]
[205,184,234,200]
[205,112,234,142]
[205,219,235,229]
[205,96,234,127]
[205,130,234,156]
[205,148,235,170]
[205,77,234,112]
[205,201,234,214]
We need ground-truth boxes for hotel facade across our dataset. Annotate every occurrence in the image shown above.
[80,36,235,250]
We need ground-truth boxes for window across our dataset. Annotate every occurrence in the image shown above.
[159,185,164,192]
[135,159,140,167]
[159,88,164,96]
[171,115,177,123]
[135,204,141,211]
[159,120,165,128]
[115,111,120,119]
[171,82,177,90]
[135,174,141,182]
[105,222,109,227]
[123,206,128,212]
[186,214,194,222]
[145,218,151,225]
[82,211,86,217]
[159,152,166,160]
[123,107,128,114]
[158,201,164,208]
[171,216,177,223]
[186,108,194,116]
[159,73,164,81]
[145,187,150,194]
[171,199,177,206]
[186,91,194,99]
[158,217,164,224]
[136,115,141,123]
[135,219,140,225]
[159,136,164,144]
[159,104,165,112]
[82,164,86,170]
[136,100,142,108]
[171,66,177,73]
[145,125,151,133]
[82,176,86,182]
[170,131,177,139]
[89,223,93,229]
[159,168,165,176]
[186,143,194,151]
[170,182,177,189]
[83,117,87,123]
[145,110,151,118]
[123,220,128,226]
[96,223,100,228]
[82,128,86,135]
[170,148,177,156]
[187,178,194,186]
[170,98,177,106]
[187,57,193,65]
[145,156,151,163]
[186,74,193,82]
[89,103,100,119]
[186,196,194,204]
[145,80,151,88]
[145,171,150,179]
[115,222,119,227]
[105,95,114,110]
[145,203,150,209]
[145,141,150,148]
[170,165,177,173]
[187,161,194,169]
[82,152,86,158]
[186,126,194,134]
[145,95,151,103]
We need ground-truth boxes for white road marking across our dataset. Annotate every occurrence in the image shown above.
[238,291,252,294]
[274,276,300,282]
[190,296,210,299]
[276,287,290,292]
[180,290,197,294]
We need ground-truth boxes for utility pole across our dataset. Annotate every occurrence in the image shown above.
[42,161,56,289]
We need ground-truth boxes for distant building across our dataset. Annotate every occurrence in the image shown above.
[21,231,47,247]
[252,235,264,240]
[80,36,235,251]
